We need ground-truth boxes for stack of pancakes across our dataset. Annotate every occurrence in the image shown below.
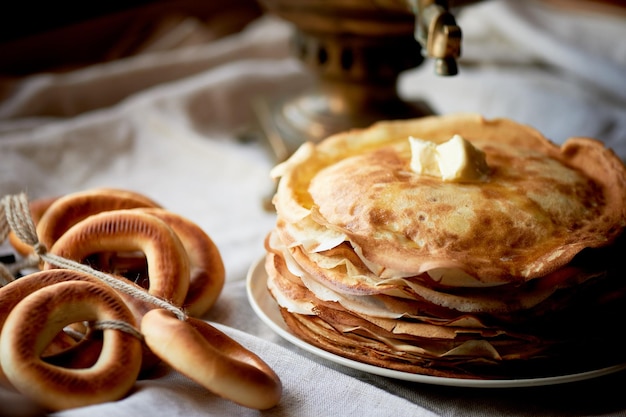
[264,113,626,379]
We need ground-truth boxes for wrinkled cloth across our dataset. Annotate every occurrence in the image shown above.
[1,1,626,416]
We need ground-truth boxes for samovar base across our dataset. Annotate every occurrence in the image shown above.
[253,86,434,162]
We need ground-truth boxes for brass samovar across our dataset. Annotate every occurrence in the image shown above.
[254,0,477,162]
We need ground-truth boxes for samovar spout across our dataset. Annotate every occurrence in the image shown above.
[410,0,463,76]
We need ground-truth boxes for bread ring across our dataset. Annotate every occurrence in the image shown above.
[132,208,225,317]
[0,280,143,411]
[0,269,102,389]
[141,308,282,410]
[8,196,58,256]
[45,209,190,307]
[36,188,161,251]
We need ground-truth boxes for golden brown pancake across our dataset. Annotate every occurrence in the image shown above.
[265,113,626,379]
[273,113,626,285]
[266,249,626,379]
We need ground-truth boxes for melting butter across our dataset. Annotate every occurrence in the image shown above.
[409,134,489,181]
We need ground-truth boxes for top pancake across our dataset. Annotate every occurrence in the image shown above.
[271,113,626,285]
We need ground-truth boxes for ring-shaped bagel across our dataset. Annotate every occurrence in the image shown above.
[36,188,161,251]
[0,280,143,411]
[45,209,190,307]
[132,208,225,317]
[141,308,282,410]
[0,269,102,389]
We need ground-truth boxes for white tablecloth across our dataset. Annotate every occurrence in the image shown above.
[1,1,626,416]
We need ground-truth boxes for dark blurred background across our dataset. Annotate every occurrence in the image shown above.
[0,0,263,76]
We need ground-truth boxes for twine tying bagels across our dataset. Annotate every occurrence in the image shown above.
[0,191,282,411]
[0,194,40,284]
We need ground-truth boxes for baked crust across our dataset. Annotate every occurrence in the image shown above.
[272,113,626,284]
[265,113,626,379]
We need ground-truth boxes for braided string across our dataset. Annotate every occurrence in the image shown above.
[91,320,145,341]
[0,202,9,241]
[0,193,188,322]
[2,193,43,254]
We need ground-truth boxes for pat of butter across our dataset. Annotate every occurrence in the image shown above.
[409,134,489,181]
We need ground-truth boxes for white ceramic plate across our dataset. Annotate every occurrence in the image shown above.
[246,257,626,388]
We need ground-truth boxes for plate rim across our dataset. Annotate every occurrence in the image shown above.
[246,257,626,388]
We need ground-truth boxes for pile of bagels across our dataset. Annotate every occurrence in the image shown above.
[0,188,281,412]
